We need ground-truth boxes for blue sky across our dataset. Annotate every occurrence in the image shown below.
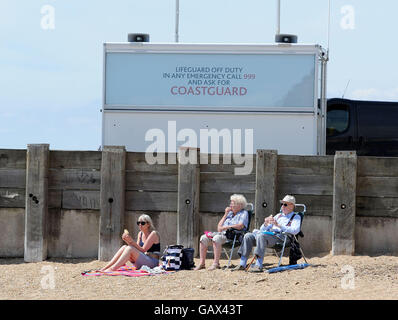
[0,0,397,150]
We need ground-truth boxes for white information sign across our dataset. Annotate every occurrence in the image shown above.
[105,52,316,111]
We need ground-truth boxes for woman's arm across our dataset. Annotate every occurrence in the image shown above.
[122,231,135,246]
[122,231,146,253]
[139,231,160,252]
[220,222,244,231]
[217,208,231,232]
[220,209,247,231]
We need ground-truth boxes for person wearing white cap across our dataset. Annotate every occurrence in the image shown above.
[234,195,301,272]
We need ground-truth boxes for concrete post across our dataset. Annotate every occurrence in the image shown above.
[332,151,357,255]
[177,147,200,252]
[98,146,126,261]
[255,150,278,229]
[24,144,49,262]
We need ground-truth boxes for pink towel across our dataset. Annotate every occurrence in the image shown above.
[81,265,173,277]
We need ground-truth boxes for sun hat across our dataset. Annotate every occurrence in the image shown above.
[280,195,296,205]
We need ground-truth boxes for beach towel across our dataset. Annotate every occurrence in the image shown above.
[81,265,174,277]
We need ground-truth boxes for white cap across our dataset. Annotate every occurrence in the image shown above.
[280,195,296,205]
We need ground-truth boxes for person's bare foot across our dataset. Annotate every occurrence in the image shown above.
[208,263,220,271]
[194,264,206,271]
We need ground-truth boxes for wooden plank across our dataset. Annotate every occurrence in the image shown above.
[62,190,100,210]
[0,207,25,257]
[0,188,25,208]
[0,149,26,169]
[24,144,49,262]
[200,172,255,193]
[48,168,101,190]
[126,162,178,174]
[358,157,398,177]
[332,151,357,255]
[275,193,333,217]
[177,147,200,250]
[199,153,256,174]
[125,171,178,192]
[125,152,178,172]
[357,177,398,197]
[48,190,62,208]
[0,169,26,188]
[356,196,398,218]
[255,150,278,229]
[125,191,177,212]
[200,192,255,213]
[278,154,334,176]
[199,193,332,217]
[99,146,126,261]
[49,151,102,170]
[277,174,334,196]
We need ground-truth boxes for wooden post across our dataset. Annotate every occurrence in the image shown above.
[98,146,126,261]
[332,151,357,255]
[177,147,200,252]
[24,144,49,262]
[255,150,278,228]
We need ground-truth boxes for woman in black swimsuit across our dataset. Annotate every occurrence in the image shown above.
[100,214,161,272]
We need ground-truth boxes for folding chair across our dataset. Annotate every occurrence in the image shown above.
[223,203,254,268]
[245,204,308,271]
[271,204,308,268]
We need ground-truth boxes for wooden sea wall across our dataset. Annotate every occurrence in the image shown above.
[1,146,398,260]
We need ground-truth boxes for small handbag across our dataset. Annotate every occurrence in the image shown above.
[160,245,183,271]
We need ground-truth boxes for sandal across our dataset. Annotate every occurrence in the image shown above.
[208,263,221,271]
[194,264,206,271]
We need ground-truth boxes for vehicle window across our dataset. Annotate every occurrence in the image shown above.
[358,104,398,138]
[327,105,349,136]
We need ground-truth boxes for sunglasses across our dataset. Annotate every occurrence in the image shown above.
[137,221,147,226]
[281,203,291,207]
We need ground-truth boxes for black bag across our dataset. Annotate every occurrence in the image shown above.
[180,248,195,270]
[225,228,237,241]
[225,228,245,243]
[289,237,303,265]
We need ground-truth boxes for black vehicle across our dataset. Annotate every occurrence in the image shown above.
[326,98,398,156]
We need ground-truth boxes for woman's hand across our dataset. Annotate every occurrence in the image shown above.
[122,233,133,245]
[224,207,232,215]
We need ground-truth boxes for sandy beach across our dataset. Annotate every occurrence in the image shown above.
[1,254,397,300]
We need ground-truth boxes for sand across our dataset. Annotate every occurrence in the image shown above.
[1,254,397,300]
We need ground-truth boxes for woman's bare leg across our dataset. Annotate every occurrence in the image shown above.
[99,245,127,271]
[105,246,140,272]
[199,241,207,266]
[212,241,222,266]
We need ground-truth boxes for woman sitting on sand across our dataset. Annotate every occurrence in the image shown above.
[100,214,160,272]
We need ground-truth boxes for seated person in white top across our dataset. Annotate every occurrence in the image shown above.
[194,194,249,271]
[235,195,301,272]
